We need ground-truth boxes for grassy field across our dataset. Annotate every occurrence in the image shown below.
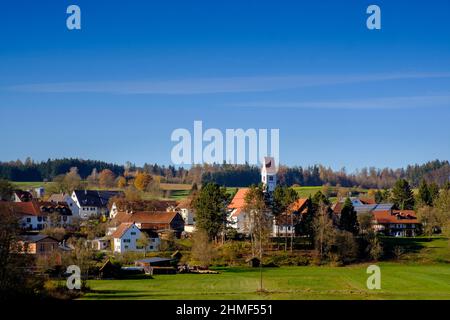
[82,238,450,300]
[11,182,366,202]
[82,263,450,300]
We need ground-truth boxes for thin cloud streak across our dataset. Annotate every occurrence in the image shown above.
[231,95,450,109]
[6,72,450,95]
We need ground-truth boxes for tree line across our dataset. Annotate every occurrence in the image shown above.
[1,158,449,189]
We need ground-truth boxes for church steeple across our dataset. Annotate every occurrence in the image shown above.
[261,156,277,193]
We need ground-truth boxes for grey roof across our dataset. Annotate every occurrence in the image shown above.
[48,193,67,202]
[135,257,172,264]
[354,203,393,214]
[20,234,56,243]
[74,190,124,208]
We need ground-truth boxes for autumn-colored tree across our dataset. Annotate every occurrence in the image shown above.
[98,169,116,188]
[116,176,127,189]
[124,186,142,201]
[86,168,99,187]
[134,172,152,191]
[62,167,82,192]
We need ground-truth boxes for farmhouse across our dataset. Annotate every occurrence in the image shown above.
[49,192,79,217]
[274,198,309,237]
[9,200,73,230]
[112,210,185,237]
[227,188,250,234]
[372,210,420,237]
[332,198,394,215]
[177,198,196,230]
[109,199,178,219]
[111,222,160,254]
[71,190,123,219]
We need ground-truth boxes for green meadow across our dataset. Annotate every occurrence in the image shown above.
[83,238,450,300]
[82,263,450,300]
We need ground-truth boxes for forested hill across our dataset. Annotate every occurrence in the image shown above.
[0,158,124,182]
[0,158,449,189]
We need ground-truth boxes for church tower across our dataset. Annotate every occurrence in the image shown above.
[261,156,277,193]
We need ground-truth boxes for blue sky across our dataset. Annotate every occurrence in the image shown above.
[0,0,449,171]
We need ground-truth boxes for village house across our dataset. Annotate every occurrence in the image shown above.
[17,235,60,256]
[177,198,196,233]
[112,222,160,254]
[332,198,394,216]
[90,237,111,251]
[227,188,250,234]
[372,210,421,237]
[111,210,185,238]
[109,199,178,219]
[9,200,73,230]
[273,198,309,237]
[332,197,421,237]
[12,190,33,202]
[71,190,123,219]
[49,192,80,217]
[34,187,45,199]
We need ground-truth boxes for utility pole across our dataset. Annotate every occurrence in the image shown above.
[290,213,294,252]
[259,219,263,292]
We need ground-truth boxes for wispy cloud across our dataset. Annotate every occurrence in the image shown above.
[6,72,450,95]
[230,95,450,109]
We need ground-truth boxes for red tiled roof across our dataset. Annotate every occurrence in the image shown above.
[359,197,376,205]
[114,211,180,225]
[393,210,417,219]
[372,210,419,224]
[332,202,343,215]
[111,223,134,239]
[289,198,309,213]
[228,188,249,218]
[10,201,41,216]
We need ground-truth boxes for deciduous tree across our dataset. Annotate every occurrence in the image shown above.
[98,169,116,188]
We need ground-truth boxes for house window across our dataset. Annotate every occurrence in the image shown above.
[149,246,154,250]
[124,245,129,249]
[136,246,144,249]
[26,218,31,223]
[123,239,131,243]
[131,232,136,236]
[39,243,45,252]
[37,217,42,222]
[268,176,274,181]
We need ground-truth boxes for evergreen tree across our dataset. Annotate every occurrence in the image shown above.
[417,179,432,206]
[428,182,440,205]
[0,180,14,201]
[374,190,384,204]
[192,183,229,241]
[339,198,359,235]
[391,179,415,210]
[298,196,315,244]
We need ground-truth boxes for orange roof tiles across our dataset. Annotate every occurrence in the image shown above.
[372,210,419,224]
[111,222,134,238]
